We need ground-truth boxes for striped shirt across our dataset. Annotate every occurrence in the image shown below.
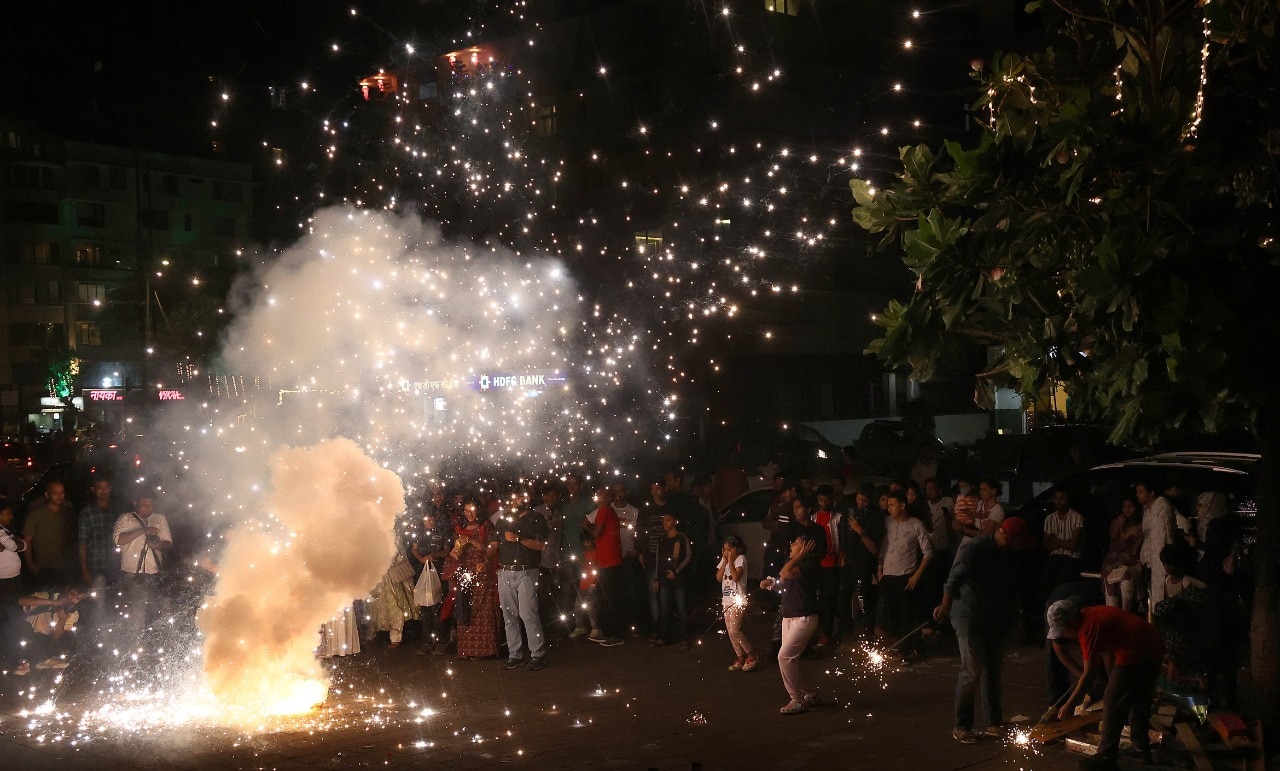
[1043,509,1084,558]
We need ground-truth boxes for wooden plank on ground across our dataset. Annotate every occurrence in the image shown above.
[1176,722,1214,771]
[1029,712,1102,744]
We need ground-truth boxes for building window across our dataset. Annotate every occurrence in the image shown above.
[3,164,53,190]
[29,242,60,265]
[139,208,169,230]
[77,201,106,228]
[75,243,105,266]
[634,231,663,254]
[2,201,59,225]
[211,216,236,236]
[108,167,127,189]
[10,283,34,304]
[212,180,243,202]
[39,281,60,304]
[163,174,178,195]
[533,104,558,137]
[76,322,102,347]
[184,212,193,231]
[81,164,101,187]
[6,131,18,149]
[766,0,801,15]
[7,322,65,347]
[77,283,106,303]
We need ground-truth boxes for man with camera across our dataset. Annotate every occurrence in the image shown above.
[112,495,172,646]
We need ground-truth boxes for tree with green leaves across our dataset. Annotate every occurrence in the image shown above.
[852,0,1280,703]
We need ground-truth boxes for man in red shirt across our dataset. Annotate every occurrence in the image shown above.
[1048,601,1164,769]
[585,486,625,647]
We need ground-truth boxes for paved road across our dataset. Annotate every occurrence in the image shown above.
[0,609,1085,770]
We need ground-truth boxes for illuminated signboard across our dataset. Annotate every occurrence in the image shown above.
[410,371,567,395]
[84,389,126,402]
[157,390,185,401]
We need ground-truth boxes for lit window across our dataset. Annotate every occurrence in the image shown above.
[533,104,558,137]
[635,231,663,254]
[77,283,106,303]
[766,0,801,15]
[76,321,102,347]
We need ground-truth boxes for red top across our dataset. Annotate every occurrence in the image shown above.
[593,504,623,568]
[1078,606,1164,666]
[812,510,839,568]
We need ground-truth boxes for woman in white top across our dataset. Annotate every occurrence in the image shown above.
[956,480,1006,550]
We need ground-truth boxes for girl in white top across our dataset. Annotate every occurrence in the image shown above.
[716,535,757,671]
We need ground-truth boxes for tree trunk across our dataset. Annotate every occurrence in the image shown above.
[1250,406,1280,710]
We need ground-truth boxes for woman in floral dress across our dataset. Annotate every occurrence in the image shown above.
[443,500,498,659]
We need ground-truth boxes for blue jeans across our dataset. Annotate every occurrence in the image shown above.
[650,577,687,643]
[498,568,545,659]
[952,612,1005,730]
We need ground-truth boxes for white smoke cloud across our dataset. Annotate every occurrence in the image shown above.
[197,437,403,715]
[171,207,590,718]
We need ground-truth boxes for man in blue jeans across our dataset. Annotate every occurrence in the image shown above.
[493,494,549,671]
[933,517,1033,744]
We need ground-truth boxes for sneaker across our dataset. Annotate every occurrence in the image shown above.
[587,628,605,642]
[779,699,808,715]
[526,657,545,671]
[598,636,625,647]
[741,656,759,672]
[1119,747,1155,765]
[952,728,978,745]
[977,726,1004,740]
[12,662,29,676]
[728,657,744,671]
[570,626,589,638]
[504,658,523,670]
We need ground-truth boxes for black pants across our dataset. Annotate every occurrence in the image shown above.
[840,570,877,636]
[877,574,924,652]
[1098,660,1160,759]
[817,566,840,638]
[595,565,627,638]
[1039,555,1082,605]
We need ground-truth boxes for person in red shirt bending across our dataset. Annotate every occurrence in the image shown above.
[1047,601,1164,770]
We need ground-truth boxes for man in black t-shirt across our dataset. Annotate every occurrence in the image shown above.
[493,496,549,670]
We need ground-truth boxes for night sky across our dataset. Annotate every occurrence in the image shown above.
[0,1,442,155]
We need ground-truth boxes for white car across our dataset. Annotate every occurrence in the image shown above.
[717,488,778,583]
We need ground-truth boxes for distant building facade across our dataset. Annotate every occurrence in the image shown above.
[0,120,252,435]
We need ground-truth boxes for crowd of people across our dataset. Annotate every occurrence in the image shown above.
[0,454,1255,771]
[0,476,174,676]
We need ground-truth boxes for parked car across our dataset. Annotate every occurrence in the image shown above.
[1,441,34,471]
[972,424,1139,509]
[717,488,777,583]
[852,419,947,478]
[1010,451,1259,573]
[732,419,842,478]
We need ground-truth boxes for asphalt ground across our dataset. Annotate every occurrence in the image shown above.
[0,603,1094,770]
